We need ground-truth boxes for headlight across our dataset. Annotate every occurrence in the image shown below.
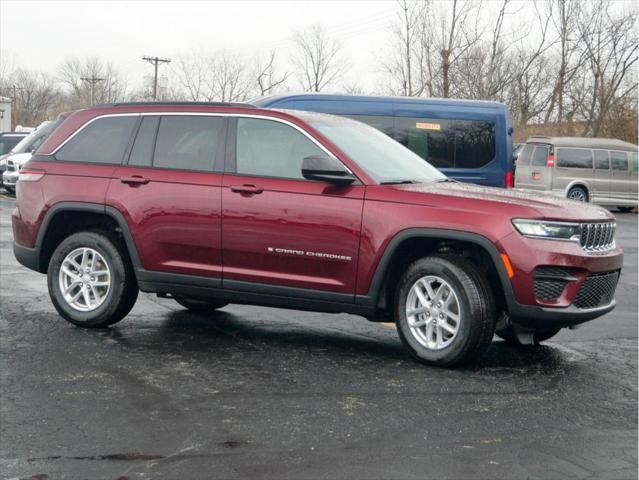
[512,219,581,241]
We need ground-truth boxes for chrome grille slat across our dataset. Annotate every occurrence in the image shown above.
[579,222,615,252]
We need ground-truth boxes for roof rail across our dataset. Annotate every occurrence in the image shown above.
[94,101,256,108]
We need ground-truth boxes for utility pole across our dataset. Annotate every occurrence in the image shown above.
[8,85,23,129]
[80,76,104,106]
[142,56,171,101]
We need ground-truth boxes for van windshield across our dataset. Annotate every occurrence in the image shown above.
[305,114,446,184]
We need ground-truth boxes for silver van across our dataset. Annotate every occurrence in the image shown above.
[515,136,638,212]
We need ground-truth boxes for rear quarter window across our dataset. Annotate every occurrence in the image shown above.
[57,116,138,164]
[517,144,534,165]
[556,148,593,169]
[531,145,549,166]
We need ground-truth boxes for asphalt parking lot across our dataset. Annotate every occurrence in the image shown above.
[0,193,636,480]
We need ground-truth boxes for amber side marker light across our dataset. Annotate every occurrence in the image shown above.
[501,253,515,278]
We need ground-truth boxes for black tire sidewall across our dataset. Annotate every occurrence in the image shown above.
[395,258,478,365]
[48,232,129,327]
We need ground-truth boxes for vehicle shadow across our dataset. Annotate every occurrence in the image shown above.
[102,309,580,373]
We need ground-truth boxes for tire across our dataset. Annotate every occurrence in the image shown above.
[567,186,588,202]
[496,326,561,344]
[47,231,138,328]
[394,255,496,367]
[174,297,228,311]
[617,206,634,213]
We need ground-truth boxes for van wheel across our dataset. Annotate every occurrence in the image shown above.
[394,255,496,367]
[175,298,228,311]
[567,186,588,202]
[496,326,561,344]
[48,232,138,328]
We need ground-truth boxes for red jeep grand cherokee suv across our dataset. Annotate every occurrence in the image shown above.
[12,103,623,366]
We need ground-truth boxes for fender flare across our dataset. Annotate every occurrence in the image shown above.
[358,228,516,311]
[35,201,143,272]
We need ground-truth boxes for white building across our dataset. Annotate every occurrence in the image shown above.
[0,97,12,132]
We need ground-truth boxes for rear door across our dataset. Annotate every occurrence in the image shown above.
[517,143,552,191]
[592,149,611,204]
[106,114,226,279]
[610,151,631,203]
[513,144,534,188]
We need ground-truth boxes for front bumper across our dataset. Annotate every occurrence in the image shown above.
[500,231,623,327]
[2,171,18,188]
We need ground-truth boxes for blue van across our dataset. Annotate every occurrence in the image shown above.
[254,93,514,188]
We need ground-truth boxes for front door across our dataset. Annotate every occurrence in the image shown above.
[107,114,227,278]
[222,116,364,295]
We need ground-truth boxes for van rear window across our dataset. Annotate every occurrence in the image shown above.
[556,148,593,169]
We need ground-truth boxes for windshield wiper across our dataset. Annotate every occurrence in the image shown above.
[380,179,420,185]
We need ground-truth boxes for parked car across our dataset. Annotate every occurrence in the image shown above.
[1,117,66,193]
[253,93,515,188]
[12,103,623,367]
[0,132,29,155]
[515,136,638,212]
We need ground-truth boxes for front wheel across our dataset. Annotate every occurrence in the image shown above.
[394,255,496,367]
[47,232,138,328]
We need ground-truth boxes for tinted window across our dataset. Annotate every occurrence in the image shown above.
[395,118,495,169]
[594,150,610,170]
[0,136,25,155]
[154,116,225,171]
[344,115,394,136]
[556,148,593,169]
[57,116,137,164]
[236,118,325,179]
[517,144,534,165]
[610,151,629,171]
[531,145,549,166]
[128,116,159,167]
[632,152,638,173]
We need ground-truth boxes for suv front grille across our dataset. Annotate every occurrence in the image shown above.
[574,271,619,309]
[580,222,615,252]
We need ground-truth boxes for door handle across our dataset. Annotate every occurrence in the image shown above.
[120,176,149,186]
[230,184,263,195]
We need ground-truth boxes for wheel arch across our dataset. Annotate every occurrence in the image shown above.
[359,229,516,316]
[36,202,142,274]
[565,181,590,200]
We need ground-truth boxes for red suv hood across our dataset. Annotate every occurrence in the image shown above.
[369,181,615,222]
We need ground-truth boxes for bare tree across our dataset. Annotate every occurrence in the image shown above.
[381,0,429,96]
[292,24,348,92]
[576,2,638,136]
[0,69,59,127]
[58,57,127,107]
[254,50,290,96]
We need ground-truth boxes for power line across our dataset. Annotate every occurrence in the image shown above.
[142,56,171,101]
[81,76,104,106]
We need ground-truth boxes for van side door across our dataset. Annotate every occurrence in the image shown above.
[610,151,631,203]
[592,149,611,204]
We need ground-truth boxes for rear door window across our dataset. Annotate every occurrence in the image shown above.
[531,145,549,166]
[611,151,629,171]
[128,116,160,167]
[153,116,226,172]
[56,116,138,164]
[594,150,610,170]
[556,148,593,169]
[395,118,495,169]
[517,145,534,165]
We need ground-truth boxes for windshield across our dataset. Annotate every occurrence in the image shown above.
[307,115,446,184]
[10,121,57,154]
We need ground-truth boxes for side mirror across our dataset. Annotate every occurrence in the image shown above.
[301,156,356,185]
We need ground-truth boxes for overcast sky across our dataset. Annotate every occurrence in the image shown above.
[1,0,399,92]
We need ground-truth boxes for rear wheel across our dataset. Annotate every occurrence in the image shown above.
[496,326,561,344]
[48,231,138,328]
[567,186,588,202]
[394,255,496,367]
[175,297,228,311]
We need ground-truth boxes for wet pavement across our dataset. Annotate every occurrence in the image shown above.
[0,194,636,480]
